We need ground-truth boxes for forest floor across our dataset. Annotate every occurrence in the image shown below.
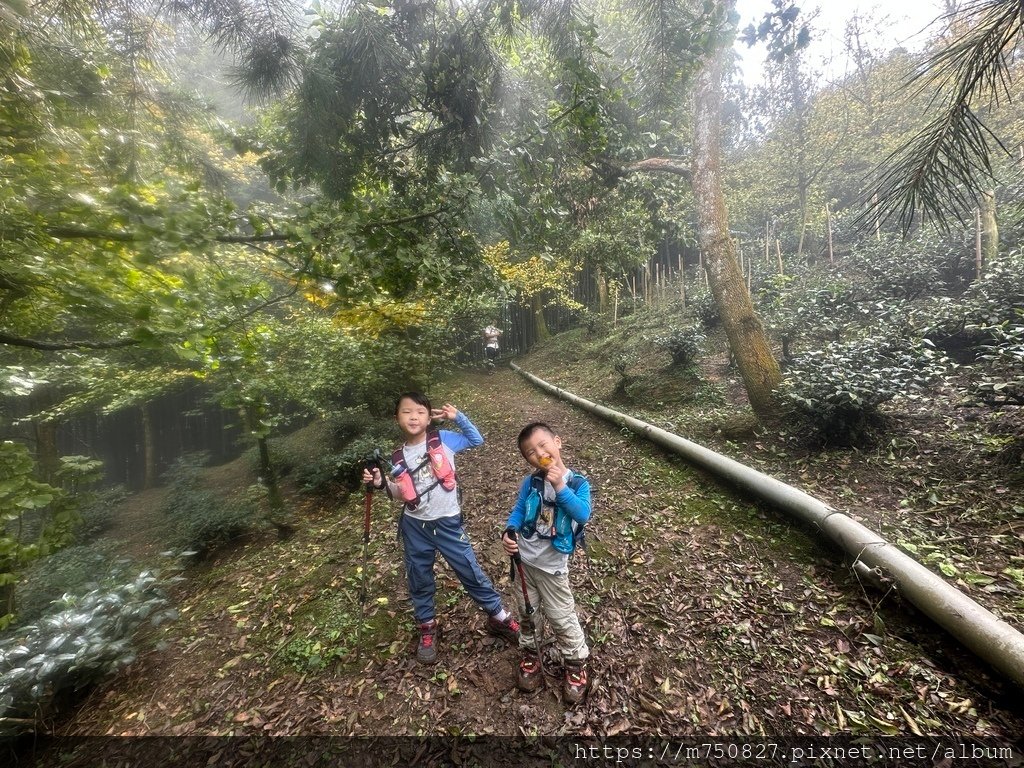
[28,335,1024,766]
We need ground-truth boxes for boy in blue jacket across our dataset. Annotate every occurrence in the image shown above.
[501,421,591,703]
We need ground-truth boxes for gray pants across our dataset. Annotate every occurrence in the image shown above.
[513,561,589,662]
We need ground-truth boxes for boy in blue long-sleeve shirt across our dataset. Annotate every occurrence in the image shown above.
[501,421,591,703]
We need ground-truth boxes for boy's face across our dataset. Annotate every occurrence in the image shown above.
[520,428,562,471]
[396,398,431,440]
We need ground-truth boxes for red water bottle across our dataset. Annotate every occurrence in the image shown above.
[392,464,418,506]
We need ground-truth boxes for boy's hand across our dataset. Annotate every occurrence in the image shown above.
[544,458,567,491]
[430,403,458,421]
[361,467,382,487]
[501,530,519,555]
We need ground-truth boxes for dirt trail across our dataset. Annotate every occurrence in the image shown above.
[41,368,1024,757]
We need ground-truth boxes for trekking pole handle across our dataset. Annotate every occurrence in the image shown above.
[505,527,522,565]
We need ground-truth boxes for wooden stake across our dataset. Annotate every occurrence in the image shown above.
[975,207,983,280]
[872,192,880,241]
[826,203,834,265]
[776,239,784,276]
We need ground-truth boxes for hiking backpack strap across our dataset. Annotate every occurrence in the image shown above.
[391,431,459,511]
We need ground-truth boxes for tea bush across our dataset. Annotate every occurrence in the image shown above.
[649,325,706,368]
[782,335,951,444]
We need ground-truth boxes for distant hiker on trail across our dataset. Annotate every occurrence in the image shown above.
[501,421,592,704]
[482,325,502,367]
[361,392,519,664]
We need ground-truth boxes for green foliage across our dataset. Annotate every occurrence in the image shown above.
[74,487,127,544]
[649,324,706,367]
[687,287,721,329]
[918,251,1024,364]
[292,414,398,496]
[14,545,127,626]
[844,233,966,301]
[959,252,1024,328]
[758,269,856,356]
[782,336,951,445]
[160,454,258,556]
[0,570,177,743]
[0,443,102,627]
[971,322,1024,407]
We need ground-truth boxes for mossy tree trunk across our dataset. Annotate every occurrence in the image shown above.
[690,10,782,416]
[531,293,550,343]
[241,404,292,538]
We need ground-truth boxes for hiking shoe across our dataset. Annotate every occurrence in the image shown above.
[417,619,438,664]
[516,651,543,692]
[485,614,520,643]
[563,661,589,704]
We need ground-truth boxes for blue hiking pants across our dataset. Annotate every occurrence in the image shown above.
[399,513,504,623]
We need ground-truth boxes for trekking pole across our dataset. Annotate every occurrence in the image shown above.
[355,454,377,663]
[508,530,545,679]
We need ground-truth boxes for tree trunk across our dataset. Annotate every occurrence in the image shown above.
[141,403,156,490]
[691,19,781,416]
[980,188,998,267]
[530,293,550,343]
[34,420,60,484]
[595,266,608,314]
[241,405,292,538]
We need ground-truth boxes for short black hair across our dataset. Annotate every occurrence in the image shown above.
[517,421,556,453]
[395,391,432,415]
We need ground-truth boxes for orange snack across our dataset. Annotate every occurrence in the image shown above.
[539,456,552,468]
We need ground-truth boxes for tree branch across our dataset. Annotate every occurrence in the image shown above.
[0,332,139,351]
[622,157,693,180]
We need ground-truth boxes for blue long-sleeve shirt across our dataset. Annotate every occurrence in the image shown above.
[506,469,590,574]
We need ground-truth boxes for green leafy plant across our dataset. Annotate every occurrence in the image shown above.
[782,336,951,445]
[649,324,706,368]
[970,321,1024,407]
[1,443,103,628]
[160,454,258,556]
[0,570,177,743]
[14,545,128,626]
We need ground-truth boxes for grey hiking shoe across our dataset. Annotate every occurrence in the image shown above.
[417,619,438,664]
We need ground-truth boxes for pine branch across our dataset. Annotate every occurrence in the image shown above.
[867,0,1023,232]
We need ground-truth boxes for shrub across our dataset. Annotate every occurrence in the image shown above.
[74,486,127,544]
[921,251,1024,358]
[971,321,1024,407]
[843,231,966,301]
[649,325,706,367]
[687,288,720,329]
[15,545,128,625]
[758,270,859,357]
[293,420,399,495]
[782,336,951,445]
[0,571,177,743]
[160,454,258,556]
